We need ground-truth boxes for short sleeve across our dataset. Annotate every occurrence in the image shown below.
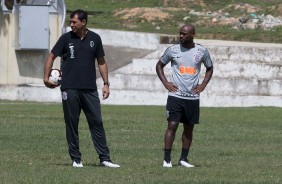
[202,49,213,68]
[51,34,66,57]
[95,35,105,58]
[160,47,172,65]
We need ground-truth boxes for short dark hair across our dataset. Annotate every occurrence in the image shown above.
[70,9,88,23]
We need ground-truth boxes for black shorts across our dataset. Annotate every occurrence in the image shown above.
[166,96,199,124]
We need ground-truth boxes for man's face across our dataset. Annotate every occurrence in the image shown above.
[179,26,194,44]
[70,14,86,32]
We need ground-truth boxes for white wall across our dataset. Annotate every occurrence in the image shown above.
[1,27,282,107]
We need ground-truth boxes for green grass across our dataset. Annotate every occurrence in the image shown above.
[0,101,281,183]
[64,0,282,43]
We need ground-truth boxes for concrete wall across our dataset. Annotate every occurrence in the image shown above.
[95,43,282,107]
[94,30,282,107]
[94,29,160,50]
[1,27,282,107]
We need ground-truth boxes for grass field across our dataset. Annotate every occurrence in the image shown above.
[0,100,281,183]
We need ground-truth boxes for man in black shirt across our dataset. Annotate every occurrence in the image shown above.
[43,9,120,168]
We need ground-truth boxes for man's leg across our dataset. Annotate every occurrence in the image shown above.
[179,124,195,167]
[163,121,179,166]
[164,121,179,149]
[61,90,82,163]
[178,99,198,167]
[80,90,120,167]
[79,90,111,162]
[180,124,194,159]
[164,96,182,167]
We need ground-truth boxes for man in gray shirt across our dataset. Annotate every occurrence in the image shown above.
[156,24,213,168]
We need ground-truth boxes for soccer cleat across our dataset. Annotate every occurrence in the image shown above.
[163,160,172,167]
[72,161,83,168]
[179,160,195,168]
[100,161,120,168]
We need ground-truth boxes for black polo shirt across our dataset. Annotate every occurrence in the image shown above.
[51,30,105,90]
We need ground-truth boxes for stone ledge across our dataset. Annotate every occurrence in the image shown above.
[159,35,179,44]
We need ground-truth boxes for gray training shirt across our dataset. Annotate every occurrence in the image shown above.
[160,43,213,100]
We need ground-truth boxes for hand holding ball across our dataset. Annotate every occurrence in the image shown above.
[49,69,62,85]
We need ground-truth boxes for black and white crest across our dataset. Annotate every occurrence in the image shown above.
[90,41,95,47]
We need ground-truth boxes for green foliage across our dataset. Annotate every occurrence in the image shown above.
[0,101,282,183]
[64,0,282,43]
[65,0,162,11]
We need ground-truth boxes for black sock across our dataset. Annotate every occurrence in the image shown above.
[180,148,189,161]
[164,149,171,162]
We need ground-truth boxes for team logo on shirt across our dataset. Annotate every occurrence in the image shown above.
[166,110,170,118]
[193,53,202,63]
[61,91,67,100]
[179,66,196,75]
[69,43,75,59]
[194,48,205,63]
[90,41,94,47]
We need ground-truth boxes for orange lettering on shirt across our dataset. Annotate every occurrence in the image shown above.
[179,66,196,75]
[179,66,185,74]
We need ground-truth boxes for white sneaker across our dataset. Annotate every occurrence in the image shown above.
[163,160,172,167]
[101,161,120,168]
[179,160,195,168]
[72,161,83,168]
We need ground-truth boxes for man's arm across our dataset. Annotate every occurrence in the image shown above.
[156,60,178,92]
[43,52,59,88]
[97,56,110,100]
[193,66,213,94]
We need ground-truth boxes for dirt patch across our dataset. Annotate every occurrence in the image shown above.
[114,3,261,24]
[114,7,173,22]
[278,4,282,15]
[113,2,281,31]
[162,0,206,7]
[231,3,260,13]
[114,0,207,23]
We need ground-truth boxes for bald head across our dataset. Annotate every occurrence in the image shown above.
[180,24,195,34]
[179,24,195,47]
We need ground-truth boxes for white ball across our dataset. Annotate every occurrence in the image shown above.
[49,69,62,85]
